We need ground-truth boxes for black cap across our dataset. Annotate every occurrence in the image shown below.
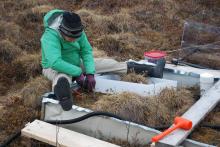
[59,11,83,38]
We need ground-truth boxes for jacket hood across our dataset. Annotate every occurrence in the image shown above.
[43,9,64,29]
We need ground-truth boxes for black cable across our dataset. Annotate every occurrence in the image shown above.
[45,111,124,124]
[45,111,170,130]
[178,60,209,69]
[171,58,209,69]
[0,131,21,147]
[201,124,220,130]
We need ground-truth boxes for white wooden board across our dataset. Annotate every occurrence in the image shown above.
[22,120,120,147]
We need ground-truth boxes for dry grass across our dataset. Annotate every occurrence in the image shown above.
[121,72,148,84]
[0,40,22,63]
[17,29,43,53]
[191,127,220,146]
[31,5,54,14]
[97,35,122,59]
[20,76,51,109]
[81,0,144,13]
[78,8,139,38]
[92,92,148,123]
[0,82,9,96]
[92,88,194,126]
[186,52,220,69]
[12,53,42,81]
[93,47,108,58]
[0,76,50,145]
[0,21,21,42]
[74,92,105,108]
[15,7,45,52]
[202,104,220,125]
[158,88,194,115]
[0,53,42,96]
[0,64,15,95]
[108,8,139,33]
[0,53,42,95]
[0,0,39,18]
[0,95,38,142]
[77,9,113,36]
[96,33,145,60]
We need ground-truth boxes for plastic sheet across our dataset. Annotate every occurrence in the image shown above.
[178,21,220,69]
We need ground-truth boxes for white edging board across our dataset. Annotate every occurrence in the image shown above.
[95,77,177,97]
[158,80,220,146]
[22,120,120,147]
[165,63,220,78]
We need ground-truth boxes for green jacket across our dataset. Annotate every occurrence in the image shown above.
[41,9,95,77]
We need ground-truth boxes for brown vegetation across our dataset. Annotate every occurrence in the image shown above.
[92,88,194,126]
[0,40,21,63]
[0,76,50,145]
[121,72,148,84]
[191,127,220,147]
[21,76,51,109]
[12,53,42,81]
[0,21,21,43]
[186,52,220,69]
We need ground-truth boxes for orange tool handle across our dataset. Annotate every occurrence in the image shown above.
[151,123,181,142]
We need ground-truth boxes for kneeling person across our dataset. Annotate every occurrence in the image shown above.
[41,9,95,111]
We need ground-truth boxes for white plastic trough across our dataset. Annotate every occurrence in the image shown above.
[164,63,220,87]
[41,100,216,147]
[95,74,177,97]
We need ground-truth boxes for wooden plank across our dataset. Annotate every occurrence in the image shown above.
[158,80,220,146]
[22,120,120,147]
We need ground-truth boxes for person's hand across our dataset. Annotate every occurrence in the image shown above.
[75,74,85,87]
[84,74,96,92]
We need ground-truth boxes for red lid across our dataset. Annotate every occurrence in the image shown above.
[144,51,166,59]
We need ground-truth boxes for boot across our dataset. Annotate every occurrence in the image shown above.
[54,77,73,111]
